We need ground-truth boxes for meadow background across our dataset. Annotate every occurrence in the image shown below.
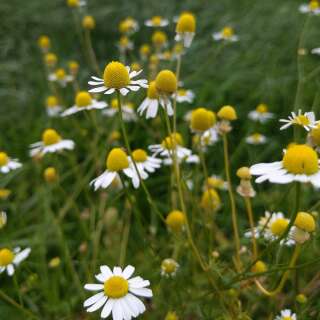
[1,0,320,319]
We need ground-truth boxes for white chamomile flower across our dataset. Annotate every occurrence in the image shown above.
[299,0,320,15]
[201,127,219,148]
[46,95,62,117]
[248,103,274,123]
[246,133,267,145]
[30,129,75,156]
[0,247,31,276]
[90,148,139,190]
[129,149,162,179]
[311,47,320,55]
[175,12,196,48]
[161,258,179,277]
[103,99,137,122]
[175,89,195,103]
[119,17,139,35]
[275,309,297,320]
[0,152,22,174]
[61,91,108,117]
[206,175,228,191]
[138,81,172,119]
[84,265,152,320]
[213,27,239,42]
[250,144,320,188]
[149,133,193,163]
[0,211,7,229]
[145,16,169,27]
[88,61,148,96]
[279,110,318,131]
[118,36,134,54]
[48,68,73,87]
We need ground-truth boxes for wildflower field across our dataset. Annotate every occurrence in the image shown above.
[2,0,320,319]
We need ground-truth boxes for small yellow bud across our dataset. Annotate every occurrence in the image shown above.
[49,257,61,268]
[45,53,57,67]
[296,293,307,304]
[236,167,251,180]
[67,0,79,8]
[251,260,267,273]
[38,35,50,50]
[155,70,177,94]
[201,189,221,211]
[82,15,95,30]
[152,31,167,47]
[165,210,185,233]
[191,108,216,132]
[44,167,58,183]
[217,105,237,121]
[176,12,196,33]
[294,212,316,232]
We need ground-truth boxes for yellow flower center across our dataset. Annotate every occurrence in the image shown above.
[155,70,177,94]
[251,133,263,142]
[0,189,11,199]
[75,91,92,108]
[140,44,150,56]
[106,148,129,171]
[311,123,320,146]
[217,105,237,121]
[256,103,268,113]
[310,0,319,10]
[222,27,234,38]
[0,152,9,166]
[147,81,159,99]
[161,133,183,150]
[103,62,130,89]
[82,15,95,30]
[270,218,289,236]
[55,68,66,80]
[282,317,293,320]
[0,248,14,266]
[161,259,178,274]
[38,35,50,49]
[132,149,148,162]
[201,189,221,211]
[104,276,129,299]
[109,130,121,141]
[166,210,185,232]
[251,260,267,273]
[152,31,167,46]
[165,311,179,320]
[131,62,141,72]
[46,96,58,108]
[176,13,196,33]
[293,115,310,126]
[44,167,57,183]
[67,0,79,7]
[191,108,216,132]
[207,177,224,189]
[119,18,136,34]
[177,89,187,96]
[282,144,318,175]
[68,60,79,74]
[45,53,57,67]
[111,99,119,109]
[119,36,130,48]
[174,44,184,55]
[151,16,163,26]
[294,211,316,232]
[42,129,61,145]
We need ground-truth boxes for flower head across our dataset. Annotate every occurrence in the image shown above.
[166,210,185,233]
[217,105,237,121]
[84,265,152,319]
[44,167,58,183]
[274,309,297,320]
[0,247,31,276]
[38,35,50,51]
[45,53,57,67]
[175,12,196,47]
[119,17,139,35]
[46,95,62,117]
[145,16,169,27]
[280,110,318,131]
[82,15,95,30]
[299,0,320,14]
[0,211,7,229]
[161,258,179,277]
[201,189,221,211]
[0,152,22,174]
[248,103,274,123]
[246,133,267,145]
[191,108,216,132]
[152,31,168,48]
[155,70,177,94]
[213,27,239,42]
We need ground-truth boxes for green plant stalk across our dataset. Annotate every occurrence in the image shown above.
[244,196,258,260]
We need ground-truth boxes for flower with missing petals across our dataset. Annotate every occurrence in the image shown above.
[0,152,22,174]
[0,247,31,276]
[279,110,318,131]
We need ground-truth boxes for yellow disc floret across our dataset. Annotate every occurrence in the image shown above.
[67,0,79,7]
[217,105,237,121]
[222,27,234,38]
[293,115,310,126]
[55,68,66,80]
[310,123,320,146]
[38,35,50,50]
[147,81,159,99]
[0,248,14,266]
[82,15,95,30]
[166,210,185,232]
[256,103,268,113]
[270,218,289,236]
[42,129,61,146]
[132,149,148,163]
[161,133,183,150]
[106,148,129,171]
[103,61,130,89]
[161,258,178,275]
[191,108,216,132]
[0,189,11,200]
[75,91,92,107]
[310,0,319,10]
[68,60,79,74]
[155,70,177,94]
[282,144,318,175]
[176,13,196,33]
[251,260,267,273]
[44,167,57,183]
[151,16,163,26]
[201,189,221,211]
[104,276,129,298]
[165,311,179,320]
[140,44,151,57]
[294,212,316,232]
[236,167,251,180]
[45,53,57,67]
[152,31,167,47]
[0,152,9,166]
[46,96,58,108]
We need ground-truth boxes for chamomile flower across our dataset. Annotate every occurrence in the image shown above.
[299,0,320,14]
[161,258,179,277]
[149,133,193,162]
[118,36,134,54]
[175,89,195,103]
[138,81,172,119]
[279,110,318,131]
[139,44,151,60]
[145,16,169,27]
[250,144,320,188]
[191,108,216,133]
[37,35,50,52]
[84,265,152,319]
[88,61,148,96]
[61,91,108,117]
[103,99,137,122]
[213,27,239,42]
[67,0,86,8]
[152,31,168,49]
[0,152,22,174]
[119,17,139,35]
[90,148,138,190]
[206,175,228,191]
[129,149,162,178]
[246,133,267,145]
[30,129,75,156]
[274,309,297,320]
[48,68,73,87]
[0,247,31,276]
[175,12,196,48]
[46,96,62,117]
[248,103,274,123]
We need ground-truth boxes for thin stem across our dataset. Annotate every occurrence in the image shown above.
[254,245,301,296]
[222,133,241,270]
[173,55,182,135]
[244,197,258,260]
[84,29,101,75]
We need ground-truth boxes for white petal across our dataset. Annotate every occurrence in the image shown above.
[84,283,104,291]
[113,266,122,275]
[89,86,108,93]
[101,299,115,318]
[122,265,135,279]
[129,287,153,298]
[13,248,31,265]
[86,296,107,312]
[112,300,124,320]
[84,292,105,307]
[7,264,15,276]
